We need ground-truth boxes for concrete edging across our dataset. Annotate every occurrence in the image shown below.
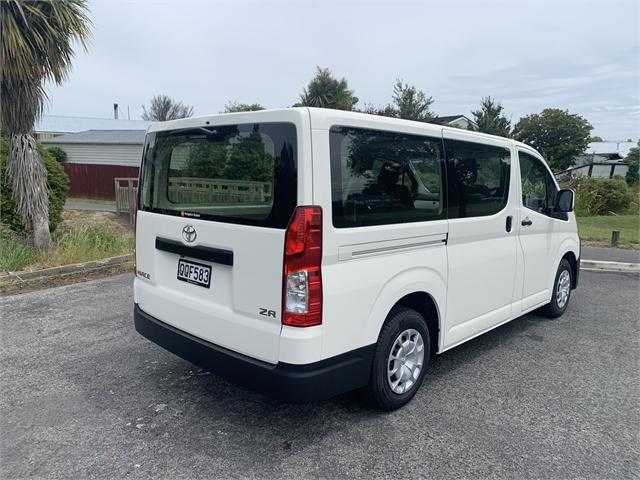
[1,254,636,285]
[1,254,134,283]
[580,259,640,273]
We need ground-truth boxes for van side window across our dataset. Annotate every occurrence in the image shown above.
[329,126,445,228]
[443,139,511,218]
[519,151,557,215]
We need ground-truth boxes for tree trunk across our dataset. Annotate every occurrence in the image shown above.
[7,133,51,250]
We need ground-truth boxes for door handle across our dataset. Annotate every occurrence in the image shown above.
[505,215,513,232]
[521,217,533,227]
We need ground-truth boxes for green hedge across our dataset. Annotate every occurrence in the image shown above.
[574,176,633,216]
[47,146,67,163]
[0,135,69,233]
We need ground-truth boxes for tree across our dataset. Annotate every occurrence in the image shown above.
[625,142,639,186]
[223,101,265,113]
[472,96,511,137]
[0,0,90,250]
[390,79,435,122]
[224,127,272,182]
[512,109,593,171]
[297,67,358,111]
[142,94,194,121]
[588,135,604,143]
[358,102,397,117]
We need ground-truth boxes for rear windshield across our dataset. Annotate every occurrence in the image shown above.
[139,122,297,228]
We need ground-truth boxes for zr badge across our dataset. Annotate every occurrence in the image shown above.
[259,308,276,319]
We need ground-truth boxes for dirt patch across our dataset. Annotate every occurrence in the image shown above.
[58,210,133,235]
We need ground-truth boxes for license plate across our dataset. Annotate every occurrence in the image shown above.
[177,259,211,288]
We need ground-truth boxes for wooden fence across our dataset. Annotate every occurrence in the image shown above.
[114,177,138,225]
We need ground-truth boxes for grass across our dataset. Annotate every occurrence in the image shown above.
[0,211,134,273]
[577,215,640,249]
[0,232,37,272]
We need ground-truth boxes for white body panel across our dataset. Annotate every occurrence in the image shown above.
[134,108,580,367]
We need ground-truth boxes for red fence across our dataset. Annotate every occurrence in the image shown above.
[63,163,139,200]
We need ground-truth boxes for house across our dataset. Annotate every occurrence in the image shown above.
[561,141,636,181]
[34,114,149,140]
[42,129,146,200]
[573,141,636,166]
[431,115,478,131]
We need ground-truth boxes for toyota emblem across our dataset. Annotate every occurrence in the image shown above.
[182,225,197,243]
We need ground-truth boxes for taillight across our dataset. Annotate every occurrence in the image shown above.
[282,206,322,327]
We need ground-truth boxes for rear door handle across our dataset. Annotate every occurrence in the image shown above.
[521,217,533,227]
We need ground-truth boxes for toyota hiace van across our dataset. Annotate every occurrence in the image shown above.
[134,108,579,410]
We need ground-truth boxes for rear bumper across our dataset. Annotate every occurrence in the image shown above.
[134,304,374,402]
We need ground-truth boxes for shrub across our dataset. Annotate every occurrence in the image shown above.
[0,135,69,233]
[626,144,639,186]
[574,176,633,216]
[47,146,67,163]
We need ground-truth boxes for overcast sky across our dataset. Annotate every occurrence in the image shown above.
[45,0,639,141]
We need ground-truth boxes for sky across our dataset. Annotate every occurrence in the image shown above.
[44,0,640,141]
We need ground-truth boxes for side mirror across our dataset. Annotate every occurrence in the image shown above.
[555,189,574,213]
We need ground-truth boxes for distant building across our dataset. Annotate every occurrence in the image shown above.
[42,130,146,200]
[562,141,636,181]
[34,114,150,140]
[574,141,636,166]
[431,115,478,131]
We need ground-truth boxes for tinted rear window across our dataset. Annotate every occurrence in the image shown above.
[139,122,297,228]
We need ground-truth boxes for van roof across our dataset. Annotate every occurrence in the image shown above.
[147,107,540,157]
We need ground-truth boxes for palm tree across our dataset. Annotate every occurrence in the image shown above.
[0,0,90,250]
[297,67,358,111]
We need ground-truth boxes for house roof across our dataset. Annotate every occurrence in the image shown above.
[430,115,467,124]
[41,129,147,145]
[35,115,150,134]
[585,141,636,159]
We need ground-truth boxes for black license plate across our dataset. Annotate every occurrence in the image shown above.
[177,259,211,288]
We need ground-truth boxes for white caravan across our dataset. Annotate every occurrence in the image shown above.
[134,108,580,410]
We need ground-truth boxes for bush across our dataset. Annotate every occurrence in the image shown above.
[574,176,633,216]
[0,135,69,233]
[626,144,639,186]
[47,146,67,163]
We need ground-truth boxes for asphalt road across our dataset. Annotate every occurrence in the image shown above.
[1,272,638,479]
[581,246,640,264]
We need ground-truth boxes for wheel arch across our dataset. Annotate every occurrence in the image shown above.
[552,237,580,290]
[363,267,445,355]
[561,250,578,289]
[390,292,440,356]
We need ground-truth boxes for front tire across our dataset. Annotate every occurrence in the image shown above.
[369,307,430,411]
[544,258,573,318]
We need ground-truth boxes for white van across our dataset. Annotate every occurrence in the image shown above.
[134,108,580,410]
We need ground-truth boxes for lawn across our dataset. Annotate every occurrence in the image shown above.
[0,211,134,272]
[577,215,640,249]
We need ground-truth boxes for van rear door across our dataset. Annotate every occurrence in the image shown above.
[134,117,303,364]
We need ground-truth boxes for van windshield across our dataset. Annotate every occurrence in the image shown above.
[139,122,297,228]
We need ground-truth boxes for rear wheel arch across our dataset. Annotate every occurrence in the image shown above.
[384,291,440,356]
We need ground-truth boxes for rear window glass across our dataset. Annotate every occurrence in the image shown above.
[139,122,297,228]
[329,126,445,228]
